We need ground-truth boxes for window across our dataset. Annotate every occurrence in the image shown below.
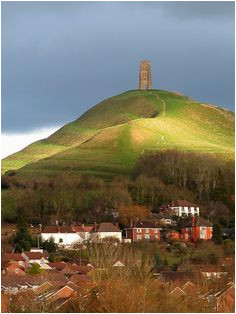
[137,229,142,233]
[137,235,142,240]
[145,234,150,239]
[200,233,206,239]
[59,238,63,243]
[154,229,158,233]
[145,229,149,233]
[201,227,206,231]
[155,235,159,239]
[15,268,19,273]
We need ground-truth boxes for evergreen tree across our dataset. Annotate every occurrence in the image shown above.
[41,237,57,253]
[14,221,34,252]
[212,223,223,245]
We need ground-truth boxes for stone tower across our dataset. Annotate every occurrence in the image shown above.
[139,60,152,90]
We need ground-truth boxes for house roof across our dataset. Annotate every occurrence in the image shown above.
[69,274,93,285]
[204,285,235,299]
[1,274,43,288]
[61,264,78,275]
[182,281,199,296]
[48,262,67,271]
[169,286,186,298]
[73,226,94,233]
[22,251,49,260]
[41,226,76,233]
[131,220,159,229]
[186,217,212,227]
[2,253,25,262]
[66,281,81,293]
[6,261,25,271]
[94,222,121,233]
[113,261,125,267]
[45,271,68,282]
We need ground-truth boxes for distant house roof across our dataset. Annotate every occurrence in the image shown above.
[2,253,25,262]
[131,220,159,229]
[73,226,94,233]
[48,262,67,271]
[93,222,121,233]
[1,274,43,288]
[22,251,49,260]
[113,261,125,267]
[160,200,198,209]
[41,226,76,233]
[69,274,93,285]
[169,286,186,298]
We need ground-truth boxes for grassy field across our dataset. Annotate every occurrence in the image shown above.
[2,90,234,179]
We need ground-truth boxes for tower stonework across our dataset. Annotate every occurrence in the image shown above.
[139,60,152,90]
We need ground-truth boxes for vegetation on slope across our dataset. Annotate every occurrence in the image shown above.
[2,90,234,178]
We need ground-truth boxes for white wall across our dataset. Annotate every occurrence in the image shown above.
[171,206,200,217]
[41,233,83,245]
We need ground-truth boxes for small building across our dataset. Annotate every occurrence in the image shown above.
[21,251,49,267]
[181,216,213,242]
[160,200,200,217]
[125,221,161,242]
[90,223,122,242]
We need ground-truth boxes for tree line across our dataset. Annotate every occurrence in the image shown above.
[2,150,234,227]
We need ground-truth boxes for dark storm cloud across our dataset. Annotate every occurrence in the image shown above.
[2,1,235,133]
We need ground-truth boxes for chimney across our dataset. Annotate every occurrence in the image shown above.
[191,216,195,227]
[115,222,119,228]
[82,223,85,228]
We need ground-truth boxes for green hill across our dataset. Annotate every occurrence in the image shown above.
[2,90,235,179]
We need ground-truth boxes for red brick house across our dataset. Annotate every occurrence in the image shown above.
[181,216,213,242]
[125,221,161,242]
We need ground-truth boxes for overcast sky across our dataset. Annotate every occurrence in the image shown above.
[1,1,235,156]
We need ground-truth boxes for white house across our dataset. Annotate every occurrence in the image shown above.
[90,223,122,242]
[41,226,84,247]
[160,200,200,217]
[21,251,49,267]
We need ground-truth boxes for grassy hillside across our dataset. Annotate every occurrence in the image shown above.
[2,90,234,179]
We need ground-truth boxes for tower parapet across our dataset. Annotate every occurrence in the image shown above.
[139,60,152,90]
